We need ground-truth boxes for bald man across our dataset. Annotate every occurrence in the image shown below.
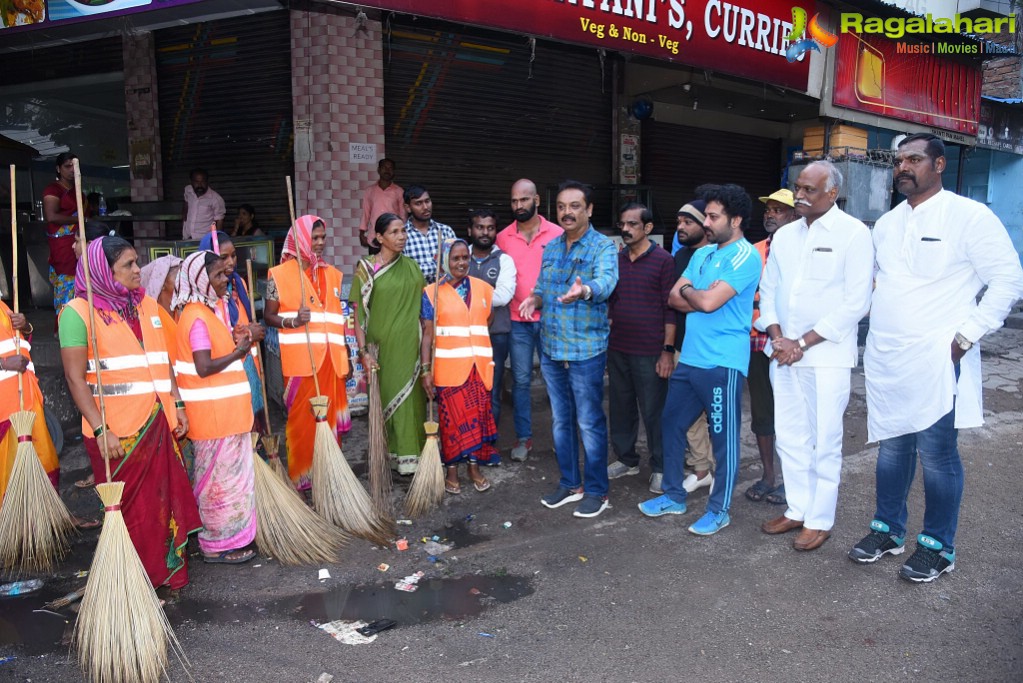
[495,179,564,462]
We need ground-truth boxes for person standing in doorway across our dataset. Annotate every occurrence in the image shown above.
[182,168,225,240]
[359,158,406,253]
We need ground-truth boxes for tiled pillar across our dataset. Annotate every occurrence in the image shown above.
[123,32,164,240]
[291,7,385,276]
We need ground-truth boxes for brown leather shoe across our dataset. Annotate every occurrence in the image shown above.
[761,515,803,535]
[793,528,831,551]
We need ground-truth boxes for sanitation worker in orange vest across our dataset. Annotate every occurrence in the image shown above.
[172,251,260,564]
[263,216,351,491]
[420,239,498,495]
[60,236,201,590]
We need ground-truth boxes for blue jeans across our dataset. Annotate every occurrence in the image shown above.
[509,321,541,440]
[490,332,509,429]
[874,406,962,550]
[661,363,743,515]
[540,351,609,498]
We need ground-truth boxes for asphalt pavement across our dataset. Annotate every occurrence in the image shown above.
[1,322,1021,682]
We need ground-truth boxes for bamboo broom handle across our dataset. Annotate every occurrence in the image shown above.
[285,176,322,397]
[9,165,24,410]
[246,259,273,433]
[427,226,443,423]
[73,159,112,482]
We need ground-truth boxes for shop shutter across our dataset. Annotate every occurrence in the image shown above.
[156,11,293,237]
[641,120,782,243]
[383,16,613,232]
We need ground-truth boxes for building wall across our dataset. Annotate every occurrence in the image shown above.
[983,54,1022,99]
[123,31,164,239]
[988,150,1023,259]
[290,7,385,276]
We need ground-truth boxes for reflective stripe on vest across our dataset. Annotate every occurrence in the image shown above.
[0,302,42,418]
[269,260,349,378]
[426,277,495,390]
[0,338,30,355]
[175,302,253,440]
[66,297,171,436]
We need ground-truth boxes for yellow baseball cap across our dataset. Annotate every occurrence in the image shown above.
[758,189,795,208]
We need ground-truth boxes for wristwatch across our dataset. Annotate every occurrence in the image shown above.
[797,336,808,351]
[663,344,675,354]
[582,285,593,301]
[954,332,973,351]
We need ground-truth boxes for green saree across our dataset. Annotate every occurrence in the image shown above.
[354,254,426,473]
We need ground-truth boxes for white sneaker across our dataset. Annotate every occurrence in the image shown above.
[682,472,713,493]
[648,472,663,494]
[607,461,640,479]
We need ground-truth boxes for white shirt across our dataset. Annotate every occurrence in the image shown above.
[757,204,874,368]
[492,251,518,308]
[183,185,226,240]
[865,189,1023,441]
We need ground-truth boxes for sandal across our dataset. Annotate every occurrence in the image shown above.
[73,516,102,530]
[744,480,776,503]
[445,467,461,495]
[765,484,787,506]
[203,548,256,565]
[467,464,490,493]
[75,474,96,489]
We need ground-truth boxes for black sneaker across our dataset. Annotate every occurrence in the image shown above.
[899,535,955,583]
[541,485,584,509]
[848,520,905,564]
[573,495,609,518]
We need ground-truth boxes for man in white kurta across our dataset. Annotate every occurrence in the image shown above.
[756,161,874,552]
[851,133,1023,583]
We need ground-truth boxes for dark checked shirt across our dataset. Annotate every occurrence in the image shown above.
[404,218,456,284]
[608,242,675,356]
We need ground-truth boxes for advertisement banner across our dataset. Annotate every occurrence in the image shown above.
[831,30,982,135]
[1,0,205,33]
[362,0,814,91]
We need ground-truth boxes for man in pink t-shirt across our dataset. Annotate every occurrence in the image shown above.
[495,178,563,462]
[359,158,406,253]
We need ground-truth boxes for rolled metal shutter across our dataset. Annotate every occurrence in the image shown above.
[641,120,782,243]
[156,11,293,236]
[384,16,613,231]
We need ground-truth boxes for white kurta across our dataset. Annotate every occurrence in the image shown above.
[865,190,1023,442]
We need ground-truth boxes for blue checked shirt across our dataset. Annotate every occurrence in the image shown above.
[534,226,619,361]
[404,218,456,283]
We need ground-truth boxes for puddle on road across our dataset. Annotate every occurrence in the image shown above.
[0,590,74,654]
[172,574,533,628]
[433,519,490,549]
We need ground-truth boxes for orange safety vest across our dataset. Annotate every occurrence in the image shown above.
[751,237,770,336]
[269,259,348,378]
[426,276,495,390]
[66,296,176,436]
[0,301,42,420]
[174,303,253,440]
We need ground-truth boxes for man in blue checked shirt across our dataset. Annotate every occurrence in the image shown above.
[403,184,456,283]
[518,180,618,519]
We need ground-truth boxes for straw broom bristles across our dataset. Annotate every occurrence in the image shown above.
[0,411,74,573]
[74,481,187,683]
[405,414,444,518]
[250,433,349,566]
[366,361,392,518]
[309,397,393,544]
[262,434,290,483]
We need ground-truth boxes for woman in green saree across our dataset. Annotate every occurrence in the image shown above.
[353,213,426,475]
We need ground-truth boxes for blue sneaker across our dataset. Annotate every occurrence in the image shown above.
[849,520,905,564]
[541,486,584,509]
[638,494,687,517]
[688,510,730,536]
[899,534,955,583]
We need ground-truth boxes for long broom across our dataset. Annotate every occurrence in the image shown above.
[285,177,391,544]
[366,346,392,518]
[245,259,288,482]
[70,159,187,683]
[250,432,348,565]
[405,228,445,517]
[0,163,75,574]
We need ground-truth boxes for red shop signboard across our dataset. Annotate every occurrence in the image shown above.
[364,0,814,90]
[832,31,982,135]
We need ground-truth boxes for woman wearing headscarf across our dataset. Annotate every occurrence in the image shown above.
[172,251,258,564]
[59,236,201,590]
[199,231,264,431]
[352,213,426,475]
[263,216,351,490]
[420,239,498,494]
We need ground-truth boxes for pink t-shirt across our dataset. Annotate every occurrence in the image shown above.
[188,318,212,352]
[359,182,407,239]
[495,216,563,322]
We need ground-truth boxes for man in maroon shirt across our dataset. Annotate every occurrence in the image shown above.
[606,203,676,492]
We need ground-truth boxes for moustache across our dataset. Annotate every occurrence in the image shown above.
[619,230,634,239]
[896,174,915,183]
[794,199,812,207]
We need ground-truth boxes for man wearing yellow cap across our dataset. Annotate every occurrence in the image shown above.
[743,189,796,506]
